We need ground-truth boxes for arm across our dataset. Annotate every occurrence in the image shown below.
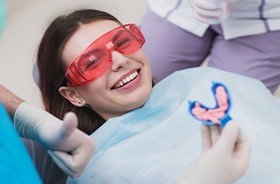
[0,84,95,177]
[178,121,251,184]
[0,84,23,118]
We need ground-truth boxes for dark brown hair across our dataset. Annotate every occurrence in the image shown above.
[36,9,122,135]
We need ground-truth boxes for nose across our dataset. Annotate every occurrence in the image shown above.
[111,51,129,71]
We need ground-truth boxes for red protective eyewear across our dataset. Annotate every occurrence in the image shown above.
[65,23,145,86]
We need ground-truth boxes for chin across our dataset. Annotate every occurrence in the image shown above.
[134,90,151,108]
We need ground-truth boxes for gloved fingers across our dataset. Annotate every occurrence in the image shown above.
[193,4,222,18]
[233,127,251,165]
[217,121,251,174]
[201,124,221,151]
[201,124,212,151]
[193,0,220,11]
[47,135,95,178]
[216,121,239,152]
[209,125,221,145]
[48,150,86,178]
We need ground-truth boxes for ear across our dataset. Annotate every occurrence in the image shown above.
[58,86,85,107]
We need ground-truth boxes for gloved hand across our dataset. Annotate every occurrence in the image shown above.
[178,121,251,184]
[14,102,95,178]
[40,112,95,178]
[188,0,231,24]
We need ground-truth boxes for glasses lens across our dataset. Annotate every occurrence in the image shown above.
[66,24,145,86]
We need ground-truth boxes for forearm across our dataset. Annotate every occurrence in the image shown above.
[0,84,23,118]
[0,84,43,140]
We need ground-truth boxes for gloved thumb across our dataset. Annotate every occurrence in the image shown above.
[215,121,239,152]
[60,112,78,138]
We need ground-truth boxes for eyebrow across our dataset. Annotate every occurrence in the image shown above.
[82,49,103,57]
[80,28,129,57]
[111,29,128,42]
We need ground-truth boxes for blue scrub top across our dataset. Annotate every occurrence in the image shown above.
[0,0,6,36]
[0,2,40,183]
[0,103,42,183]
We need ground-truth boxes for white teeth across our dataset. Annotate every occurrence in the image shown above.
[114,71,138,89]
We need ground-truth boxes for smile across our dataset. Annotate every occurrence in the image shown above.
[112,70,139,89]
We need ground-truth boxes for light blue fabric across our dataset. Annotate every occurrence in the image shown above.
[0,0,6,36]
[0,104,42,183]
[68,67,280,184]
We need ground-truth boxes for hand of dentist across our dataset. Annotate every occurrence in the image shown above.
[37,112,95,178]
[178,121,251,184]
[1,84,95,178]
[14,102,95,178]
[189,0,239,24]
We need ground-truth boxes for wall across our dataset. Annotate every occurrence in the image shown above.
[0,0,148,107]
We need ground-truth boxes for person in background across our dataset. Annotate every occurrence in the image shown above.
[140,0,280,93]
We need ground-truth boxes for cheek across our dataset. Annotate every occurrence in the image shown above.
[133,50,151,70]
[81,87,107,110]
[138,53,152,78]
[79,76,108,100]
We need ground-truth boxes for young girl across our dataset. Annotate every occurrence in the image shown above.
[31,9,279,183]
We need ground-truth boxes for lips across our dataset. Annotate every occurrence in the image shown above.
[112,70,140,90]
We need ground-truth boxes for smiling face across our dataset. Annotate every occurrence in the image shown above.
[59,20,152,120]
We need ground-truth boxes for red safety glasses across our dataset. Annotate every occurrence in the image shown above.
[65,23,145,86]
